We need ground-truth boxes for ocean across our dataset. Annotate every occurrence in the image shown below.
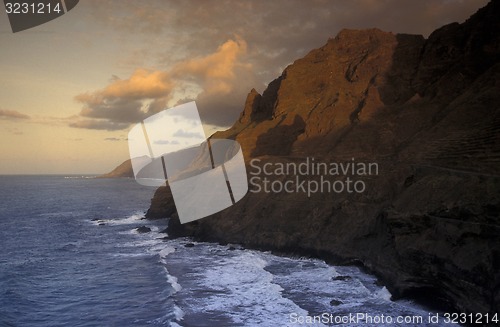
[0,176,456,326]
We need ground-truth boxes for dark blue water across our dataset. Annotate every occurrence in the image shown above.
[0,176,456,327]
[0,176,173,326]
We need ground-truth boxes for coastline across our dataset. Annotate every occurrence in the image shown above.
[146,158,499,322]
[139,1,500,322]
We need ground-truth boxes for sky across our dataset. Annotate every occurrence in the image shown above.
[0,0,489,174]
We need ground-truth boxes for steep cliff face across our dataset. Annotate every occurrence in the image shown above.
[147,1,500,315]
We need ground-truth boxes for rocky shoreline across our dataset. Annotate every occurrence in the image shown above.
[149,164,500,318]
[143,1,500,321]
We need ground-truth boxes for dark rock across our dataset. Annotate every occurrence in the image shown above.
[332,276,352,281]
[136,226,151,233]
[184,243,195,248]
[165,213,195,238]
[98,223,105,226]
[238,89,262,124]
[145,183,177,220]
[330,299,343,306]
[228,246,236,251]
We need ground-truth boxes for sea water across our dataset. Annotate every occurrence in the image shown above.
[0,176,457,326]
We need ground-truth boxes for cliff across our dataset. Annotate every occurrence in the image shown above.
[146,1,500,316]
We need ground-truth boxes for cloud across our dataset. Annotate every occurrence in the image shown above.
[172,129,204,139]
[75,0,488,131]
[69,119,130,131]
[77,98,147,123]
[153,139,180,145]
[96,69,173,100]
[0,109,30,120]
[73,69,175,127]
[87,1,488,71]
[72,38,253,130]
[173,38,248,82]
[104,137,123,141]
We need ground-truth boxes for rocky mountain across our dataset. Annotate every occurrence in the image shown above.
[146,0,500,316]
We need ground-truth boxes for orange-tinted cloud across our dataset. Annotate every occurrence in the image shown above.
[73,70,173,128]
[173,38,248,81]
[74,68,173,113]
[69,119,129,131]
[100,69,173,100]
[72,38,252,130]
[0,109,30,120]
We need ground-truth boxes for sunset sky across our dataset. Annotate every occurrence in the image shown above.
[0,0,489,174]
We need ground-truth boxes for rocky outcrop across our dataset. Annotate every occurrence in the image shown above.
[136,226,151,233]
[147,0,500,317]
[145,182,176,219]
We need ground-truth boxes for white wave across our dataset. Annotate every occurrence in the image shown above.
[148,242,169,253]
[113,234,459,327]
[166,271,182,293]
[117,229,137,235]
[151,306,184,326]
[107,214,144,225]
[173,305,184,321]
[159,246,176,257]
[91,213,144,226]
[264,256,365,312]
[375,286,392,301]
[111,252,151,258]
[195,251,315,326]
[117,239,163,248]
